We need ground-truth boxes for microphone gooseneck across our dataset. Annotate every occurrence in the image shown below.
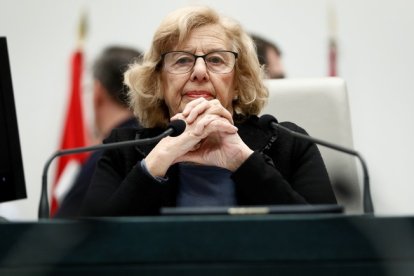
[258,114,374,214]
[38,120,186,219]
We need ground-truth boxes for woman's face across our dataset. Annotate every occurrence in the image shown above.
[161,24,236,117]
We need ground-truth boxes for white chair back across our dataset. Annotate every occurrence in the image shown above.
[262,77,362,213]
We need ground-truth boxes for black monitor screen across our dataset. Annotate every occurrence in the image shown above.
[0,37,27,203]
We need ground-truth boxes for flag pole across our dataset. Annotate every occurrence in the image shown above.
[77,10,87,50]
[49,11,89,217]
[327,1,338,77]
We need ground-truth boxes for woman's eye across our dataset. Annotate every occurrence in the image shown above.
[175,57,193,64]
[207,56,224,64]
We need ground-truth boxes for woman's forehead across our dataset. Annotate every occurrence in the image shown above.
[173,25,231,52]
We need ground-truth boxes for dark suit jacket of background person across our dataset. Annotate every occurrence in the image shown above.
[55,117,140,218]
[81,115,337,217]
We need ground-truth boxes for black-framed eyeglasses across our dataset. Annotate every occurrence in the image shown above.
[161,50,238,74]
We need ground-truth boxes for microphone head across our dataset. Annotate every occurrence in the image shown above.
[258,114,278,130]
[168,119,186,137]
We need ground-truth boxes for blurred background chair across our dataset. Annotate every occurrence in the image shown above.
[262,77,362,213]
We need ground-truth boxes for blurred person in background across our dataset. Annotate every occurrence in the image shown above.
[55,46,142,218]
[251,33,285,79]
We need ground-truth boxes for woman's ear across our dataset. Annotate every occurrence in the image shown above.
[232,88,239,101]
[93,80,107,108]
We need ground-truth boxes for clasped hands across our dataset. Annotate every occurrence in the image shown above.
[144,98,253,178]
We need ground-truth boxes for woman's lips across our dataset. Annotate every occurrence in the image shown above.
[185,91,214,99]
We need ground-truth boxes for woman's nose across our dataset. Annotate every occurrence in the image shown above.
[190,57,209,81]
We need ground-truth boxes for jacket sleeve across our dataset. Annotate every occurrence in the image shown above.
[81,130,172,216]
[232,122,337,205]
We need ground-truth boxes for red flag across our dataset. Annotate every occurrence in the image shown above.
[328,39,337,77]
[50,50,89,216]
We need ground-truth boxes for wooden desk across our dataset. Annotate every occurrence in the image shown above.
[1,214,413,275]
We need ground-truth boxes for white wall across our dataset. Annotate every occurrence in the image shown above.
[0,0,413,220]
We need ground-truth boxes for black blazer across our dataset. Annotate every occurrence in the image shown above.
[82,115,336,216]
[55,117,140,218]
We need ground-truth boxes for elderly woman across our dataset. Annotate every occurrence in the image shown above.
[81,6,336,216]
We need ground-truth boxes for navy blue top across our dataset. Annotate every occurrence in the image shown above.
[176,163,236,207]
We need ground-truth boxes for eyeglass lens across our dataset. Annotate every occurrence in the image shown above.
[163,51,236,74]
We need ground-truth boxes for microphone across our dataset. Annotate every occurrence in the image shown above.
[258,114,374,214]
[38,119,186,219]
